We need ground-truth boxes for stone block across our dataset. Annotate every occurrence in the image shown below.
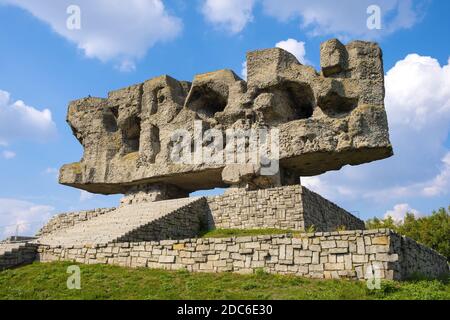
[320,39,347,76]
[376,253,398,262]
[173,243,185,250]
[372,236,389,245]
[295,256,312,264]
[329,248,348,254]
[158,256,176,264]
[321,241,336,249]
[353,254,368,263]
[325,263,345,271]
[239,249,254,255]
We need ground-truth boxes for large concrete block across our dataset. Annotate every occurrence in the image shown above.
[59,39,392,197]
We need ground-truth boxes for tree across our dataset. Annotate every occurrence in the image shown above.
[366,206,450,260]
[366,215,396,230]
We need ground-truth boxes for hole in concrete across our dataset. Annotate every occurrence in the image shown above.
[284,81,315,120]
[157,92,166,104]
[187,84,228,118]
[102,106,119,133]
[148,125,160,163]
[318,92,358,117]
[255,81,315,125]
[121,116,141,154]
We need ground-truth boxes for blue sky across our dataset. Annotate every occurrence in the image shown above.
[0,0,449,236]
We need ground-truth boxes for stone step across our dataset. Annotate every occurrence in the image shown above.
[0,242,37,270]
[0,243,24,256]
[34,197,206,246]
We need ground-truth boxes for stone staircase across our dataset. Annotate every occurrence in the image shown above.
[0,243,24,256]
[34,197,207,247]
[0,242,37,270]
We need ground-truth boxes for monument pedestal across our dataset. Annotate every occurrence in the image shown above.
[120,183,189,206]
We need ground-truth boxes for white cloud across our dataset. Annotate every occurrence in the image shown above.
[116,59,137,73]
[364,152,450,200]
[384,203,421,223]
[1,150,16,159]
[80,190,95,202]
[2,0,182,70]
[422,152,450,197]
[301,176,328,194]
[374,54,450,196]
[262,0,425,38]
[199,0,425,37]
[201,0,257,33]
[43,167,59,181]
[275,39,307,64]
[302,53,450,218]
[0,198,54,238]
[44,167,58,175]
[43,167,59,176]
[0,89,56,144]
[385,54,450,128]
[241,38,308,80]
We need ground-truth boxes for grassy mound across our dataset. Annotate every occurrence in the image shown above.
[0,262,448,300]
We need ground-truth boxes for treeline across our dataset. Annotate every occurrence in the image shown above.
[366,206,450,260]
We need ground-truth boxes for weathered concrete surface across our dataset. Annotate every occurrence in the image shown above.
[60,39,392,196]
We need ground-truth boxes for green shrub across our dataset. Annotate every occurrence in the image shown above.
[366,206,450,260]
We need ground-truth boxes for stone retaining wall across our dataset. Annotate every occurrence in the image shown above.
[36,185,364,238]
[391,233,449,279]
[207,185,365,232]
[0,243,38,271]
[36,208,114,237]
[207,186,304,230]
[36,229,449,280]
[116,198,208,242]
[301,187,365,231]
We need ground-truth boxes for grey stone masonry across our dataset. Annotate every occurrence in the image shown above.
[35,185,363,248]
[115,198,207,242]
[207,185,304,230]
[0,242,37,271]
[391,232,449,280]
[36,208,115,237]
[207,185,365,232]
[35,197,205,246]
[300,187,365,231]
[36,229,448,281]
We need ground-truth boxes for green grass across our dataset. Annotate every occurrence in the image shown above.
[200,228,297,238]
[0,262,449,300]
